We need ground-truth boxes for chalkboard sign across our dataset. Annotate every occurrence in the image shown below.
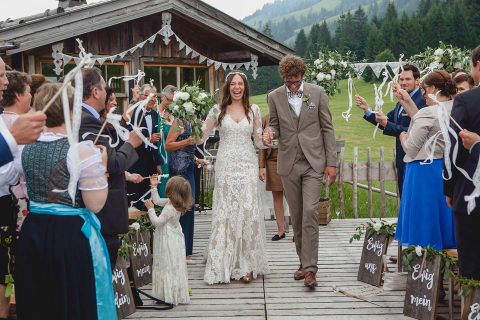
[357,233,389,286]
[462,287,480,320]
[403,255,442,320]
[112,256,136,319]
[129,230,153,287]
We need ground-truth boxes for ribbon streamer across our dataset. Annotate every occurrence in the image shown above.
[341,73,354,122]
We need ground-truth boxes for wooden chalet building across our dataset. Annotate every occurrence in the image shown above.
[0,0,292,108]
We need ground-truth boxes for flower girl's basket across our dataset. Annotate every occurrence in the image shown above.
[317,181,331,225]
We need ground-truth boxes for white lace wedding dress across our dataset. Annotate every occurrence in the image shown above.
[201,104,270,284]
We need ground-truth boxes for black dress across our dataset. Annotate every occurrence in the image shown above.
[15,138,113,320]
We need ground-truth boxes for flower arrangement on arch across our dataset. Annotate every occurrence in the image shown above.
[167,81,216,139]
[410,41,471,74]
[349,218,397,243]
[305,50,355,96]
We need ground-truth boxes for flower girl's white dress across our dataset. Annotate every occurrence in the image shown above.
[147,193,189,305]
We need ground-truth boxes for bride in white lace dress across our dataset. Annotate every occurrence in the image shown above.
[200,71,269,284]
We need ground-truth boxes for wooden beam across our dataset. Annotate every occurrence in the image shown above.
[216,50,251,61]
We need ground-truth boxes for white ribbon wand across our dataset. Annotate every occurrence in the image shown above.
[108,69,145,88]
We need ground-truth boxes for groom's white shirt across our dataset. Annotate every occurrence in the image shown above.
[286,82,304,117]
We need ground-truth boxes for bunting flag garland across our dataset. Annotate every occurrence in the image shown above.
[55,24,258,78]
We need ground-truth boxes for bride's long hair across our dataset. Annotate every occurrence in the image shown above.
[217,71,251,126]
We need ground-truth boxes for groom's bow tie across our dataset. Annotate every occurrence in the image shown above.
[144,110,152,116]
[287,90,303,98]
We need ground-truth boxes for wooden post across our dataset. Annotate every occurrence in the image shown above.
[379,147,386,218]
[367,147,373,218]
[338,147,345,218]
[353,146,358,218]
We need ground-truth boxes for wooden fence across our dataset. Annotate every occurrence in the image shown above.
[337,146,398,219]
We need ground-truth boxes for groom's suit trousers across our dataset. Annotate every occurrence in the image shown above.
[282,156,322,274]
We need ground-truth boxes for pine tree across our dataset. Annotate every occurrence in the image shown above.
[365,24,386,61]
[262,23,273,37]
[317,21,332,50]
[306,23,321,59]
[352,6,368,59]
[380,2,400,57]
[294,29,308,57]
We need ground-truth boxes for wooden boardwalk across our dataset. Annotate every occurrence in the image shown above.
[127,215,459,320]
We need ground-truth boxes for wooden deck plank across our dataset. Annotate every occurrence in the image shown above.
[126,214,459,319]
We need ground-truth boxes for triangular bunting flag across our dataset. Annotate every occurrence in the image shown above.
[178,40,186,50]
[62,54,73,65]
[244,62,250,70]
[148,34,157,44]
[73,57,82,65]
[214,62,222,70]
[221,63,228,70]
[175,35,180,42]
[185,46,192,56]
[191,51,199,58]
[97,57,107,66]
[199,55,207,64]
[235,63,243,69]
[228,63,235,70]
[206,59,213,66]
[370,63,385,78]
[129,46,137,54]
[109,55,117,63]
[137,40,147,49]
[118,50,128,59]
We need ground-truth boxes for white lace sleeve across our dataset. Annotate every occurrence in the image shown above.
[68,141,108,191]
[197,104,219,144]
[252,104,266,149]
[150,187,169,206]
[147,204,177,227]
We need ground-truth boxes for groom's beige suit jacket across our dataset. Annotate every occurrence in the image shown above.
[268,82,337,176]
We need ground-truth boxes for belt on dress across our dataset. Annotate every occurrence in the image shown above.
[29,201,116,320]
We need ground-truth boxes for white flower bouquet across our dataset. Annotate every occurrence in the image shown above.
[168,81,216,138]
[410,41,470,74]
[305,50,355,96]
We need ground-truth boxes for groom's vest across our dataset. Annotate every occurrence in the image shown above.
[289,103,308,164]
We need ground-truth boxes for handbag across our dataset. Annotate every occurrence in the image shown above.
[317,181,331,225]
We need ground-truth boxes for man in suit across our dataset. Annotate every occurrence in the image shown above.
[355,64,425,197]
[264,55,337,289]
[77,68,142,267]
[444,45,480,280]
[126,84,163,210]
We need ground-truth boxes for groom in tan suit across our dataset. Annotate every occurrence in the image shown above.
[264,55,337,288]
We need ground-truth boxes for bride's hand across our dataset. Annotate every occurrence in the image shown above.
[259,168,266,181]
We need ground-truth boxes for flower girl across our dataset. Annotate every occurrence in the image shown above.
[145,175,193,305]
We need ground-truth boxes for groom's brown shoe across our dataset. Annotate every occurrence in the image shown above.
[294,266,306,280]
[304,272,318,289]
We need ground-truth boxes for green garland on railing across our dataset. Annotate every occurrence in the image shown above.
[454,276,480,297]
[118,209,157,259]
[349,219,397,243]
[402,246,458,280]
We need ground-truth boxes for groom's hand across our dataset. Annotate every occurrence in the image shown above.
[263,127,273,147]
[324,166,337,186]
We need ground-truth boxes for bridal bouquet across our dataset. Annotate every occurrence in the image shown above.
[410,41,470,74]
[305,49,355,96]
[168,81,216,138]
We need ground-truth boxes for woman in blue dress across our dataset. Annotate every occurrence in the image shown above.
[394,70,457,250]
[165,119,196,261]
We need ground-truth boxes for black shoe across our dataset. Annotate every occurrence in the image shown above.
[272,233,286,241]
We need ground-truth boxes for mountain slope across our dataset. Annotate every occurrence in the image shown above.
[242,0,420,45]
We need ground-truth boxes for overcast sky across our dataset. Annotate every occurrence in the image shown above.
[0,0,274,21]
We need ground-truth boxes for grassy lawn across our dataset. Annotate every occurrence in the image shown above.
[251,78,399,218]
